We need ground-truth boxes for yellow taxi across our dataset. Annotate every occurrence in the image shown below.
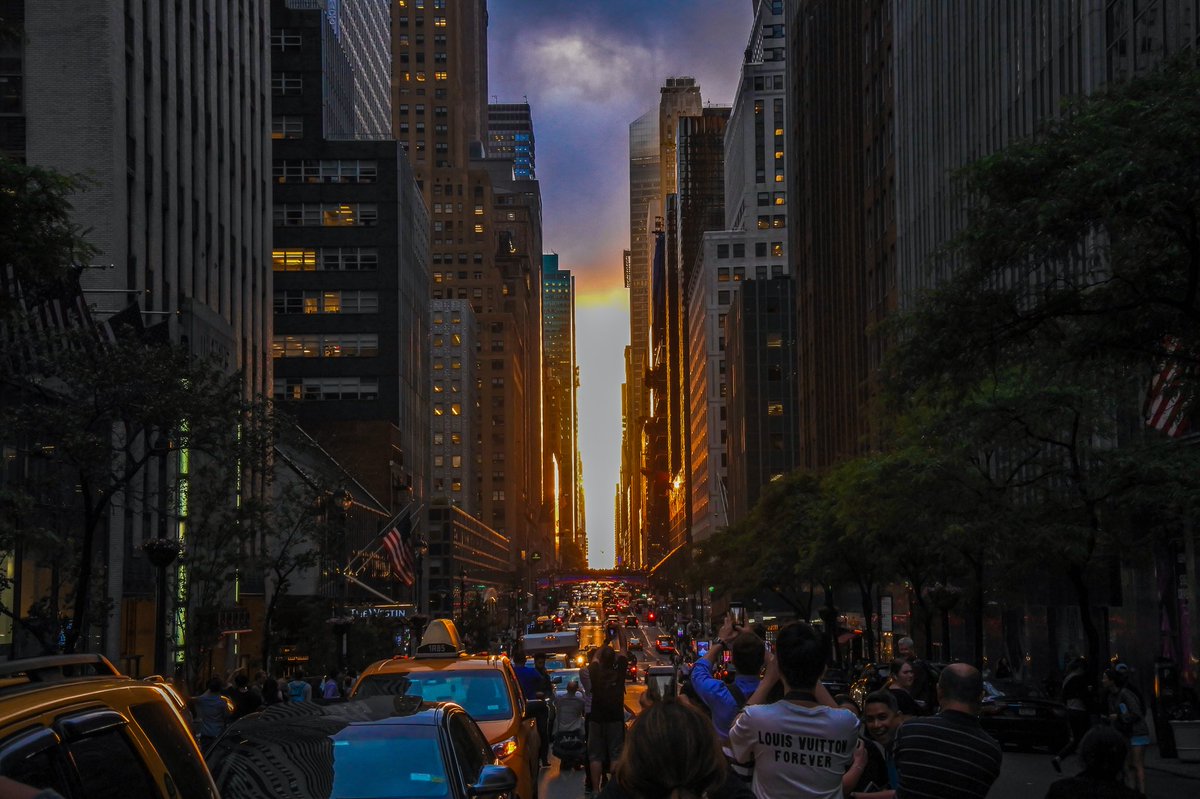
[352,619,541,799]
[0,654,218,798]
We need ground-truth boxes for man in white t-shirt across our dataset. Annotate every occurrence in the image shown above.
[729,621,860,799]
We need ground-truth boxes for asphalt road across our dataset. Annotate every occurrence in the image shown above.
[540,619,1197,798]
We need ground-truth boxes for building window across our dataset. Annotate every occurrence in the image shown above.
[271,73,303,96]
[273,203,379,227]
[757,215,770,230]
[733,243,745,258]
[273,159,378,184]
[771,242,784,257]
[271,249,317,271]
[273,290,379,315]
[271,115,303,139]
[767,333,782,348]
[270,29,303,51]
[272,333,380,359]
[273,377,380,402]
[768,402,784,416]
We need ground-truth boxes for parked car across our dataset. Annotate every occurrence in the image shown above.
[979,679,1072,751]
[207,698,518,798]
[0,654,218,799]
[351,619,540,799]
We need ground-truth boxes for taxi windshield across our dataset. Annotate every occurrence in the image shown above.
[355,671,513,721]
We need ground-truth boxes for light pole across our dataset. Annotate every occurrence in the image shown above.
[142,538,181,677]
[459,567,468,625]
[414,536,429,616]
[529,550,542,616]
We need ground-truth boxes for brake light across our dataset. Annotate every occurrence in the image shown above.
[492,736,519,759]
[648,612,655,622]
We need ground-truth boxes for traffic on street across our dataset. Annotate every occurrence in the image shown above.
[0,578,1189,798]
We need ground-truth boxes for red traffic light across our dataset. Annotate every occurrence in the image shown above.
[648,611,655,622]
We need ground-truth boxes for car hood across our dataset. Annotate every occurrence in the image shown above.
[477,717,518,744]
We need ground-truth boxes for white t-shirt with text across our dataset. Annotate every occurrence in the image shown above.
[729,700,860,799]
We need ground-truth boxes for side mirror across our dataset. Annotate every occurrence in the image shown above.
[468,764,519,796]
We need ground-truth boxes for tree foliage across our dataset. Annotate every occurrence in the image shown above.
[882,53,1200,667]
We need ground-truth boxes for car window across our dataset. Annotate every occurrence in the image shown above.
[355,672,513,721]
[68,727,159,799]
[130,700,216,799]
[330,727,450,799]
[448,713,489,786]
[0,731,72,797]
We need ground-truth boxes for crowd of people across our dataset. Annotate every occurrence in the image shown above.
[183,666,357,750]
[535,613,1152,799]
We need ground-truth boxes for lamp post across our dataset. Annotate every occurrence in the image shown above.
[414,536,429,616]
[529,550,542,615]
[459,567,468,624]
[142,538,181,677]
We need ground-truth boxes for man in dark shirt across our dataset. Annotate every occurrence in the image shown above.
[893,663,1002,799]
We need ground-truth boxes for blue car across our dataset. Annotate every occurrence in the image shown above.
[206,697,519,799]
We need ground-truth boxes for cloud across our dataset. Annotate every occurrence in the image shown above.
[518,30,656,107]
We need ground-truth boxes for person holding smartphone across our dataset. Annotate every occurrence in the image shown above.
[689,611,765,781]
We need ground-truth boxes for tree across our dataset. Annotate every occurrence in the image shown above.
[1,156,257,656]
[885,54,1200,668]
[693,471,827,618]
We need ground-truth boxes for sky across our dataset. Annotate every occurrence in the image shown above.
[488,1,751,567]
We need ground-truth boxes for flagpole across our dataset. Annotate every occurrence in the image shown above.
[346,502,422,576]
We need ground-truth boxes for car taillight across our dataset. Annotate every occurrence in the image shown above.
[492,736,519,759]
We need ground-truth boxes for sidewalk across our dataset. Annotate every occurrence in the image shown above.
[1145,744,1200,781]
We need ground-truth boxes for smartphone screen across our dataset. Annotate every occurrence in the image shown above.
[729,603,746,627]
[696,640,711,658]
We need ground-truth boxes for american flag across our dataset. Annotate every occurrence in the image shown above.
[1145,337,1193,438]
[381,515,416,586]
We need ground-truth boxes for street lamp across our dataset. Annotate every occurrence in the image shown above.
[142,538,181,677]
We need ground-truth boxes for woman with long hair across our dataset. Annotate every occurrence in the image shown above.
[598,698,753,799]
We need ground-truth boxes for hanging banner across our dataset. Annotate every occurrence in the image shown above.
[880,595,894,633]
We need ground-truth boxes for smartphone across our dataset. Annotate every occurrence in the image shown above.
[729,603,747,628]
[696,640,711,658]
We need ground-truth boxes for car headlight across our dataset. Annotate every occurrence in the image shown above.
[492,736,519,759]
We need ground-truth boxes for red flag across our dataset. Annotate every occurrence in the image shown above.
[1146,337,1193,437]
[382,523,416,586]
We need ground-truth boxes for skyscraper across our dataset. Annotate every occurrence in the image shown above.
[392,0,550,578]
[621,77,701,570]
[488,102,536,179]
[785,0,870,472]
[542,254,582,565]
[9,0,272,661]
[271,0,430,521]
[689,0,791,536]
